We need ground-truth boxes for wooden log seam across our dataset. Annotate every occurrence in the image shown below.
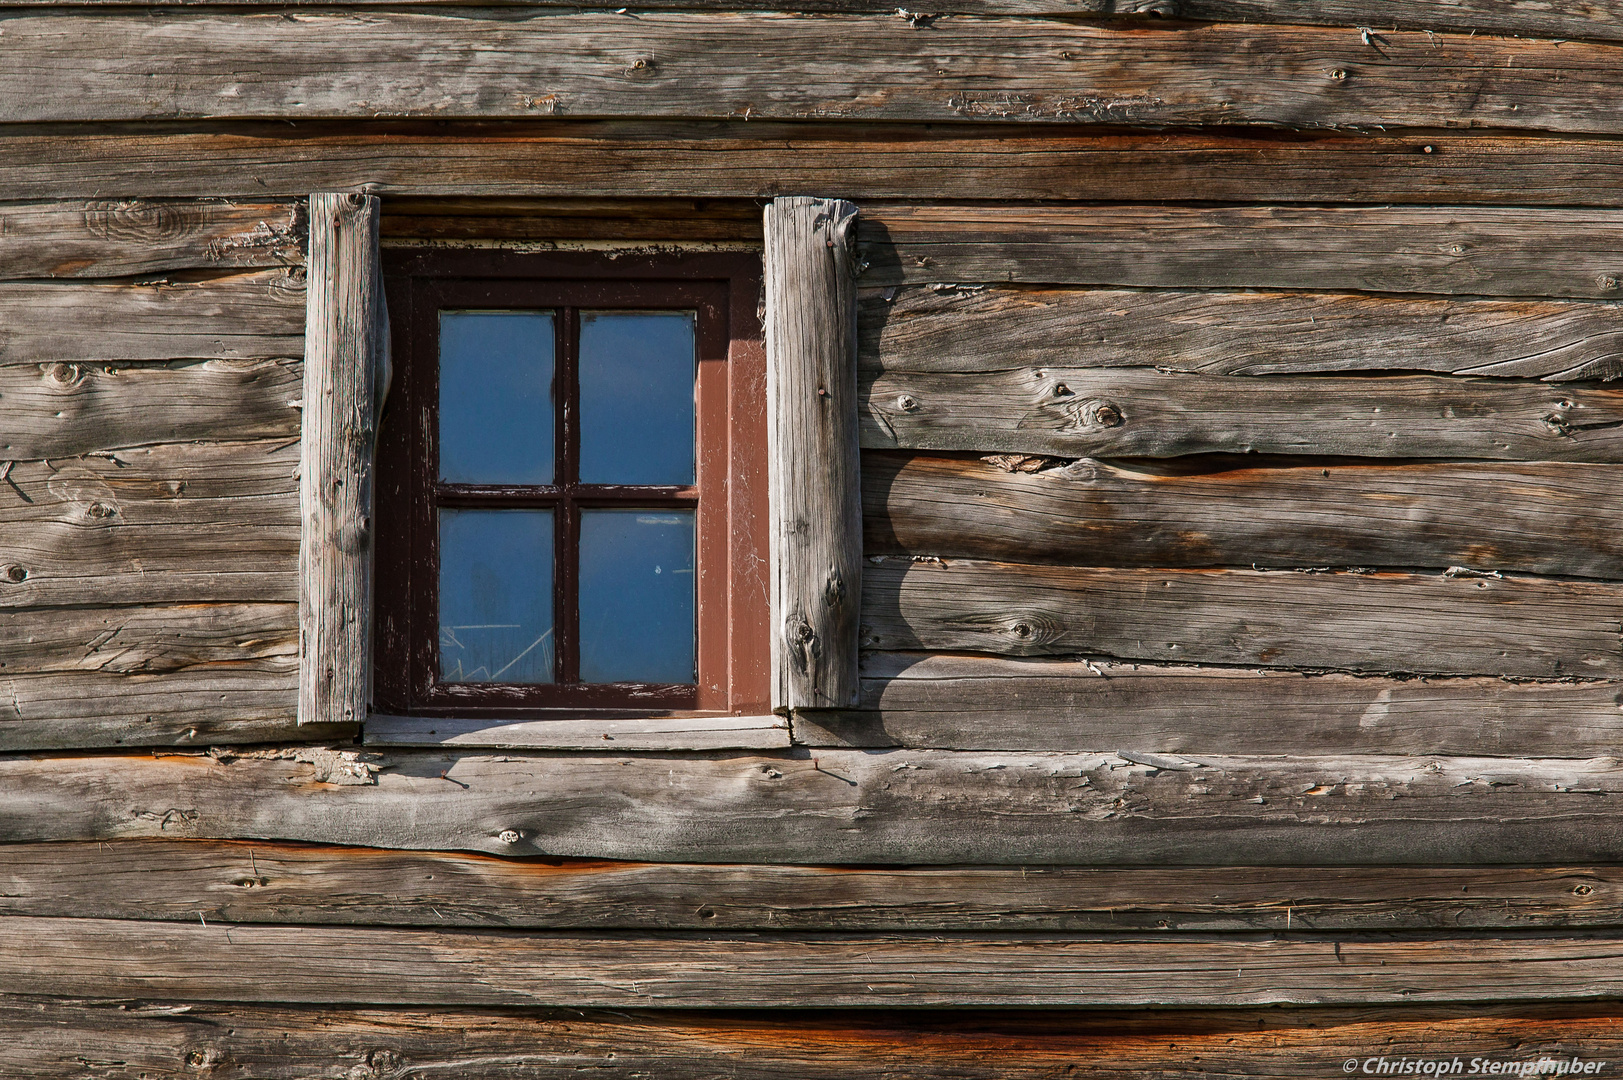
[765,196,863,710]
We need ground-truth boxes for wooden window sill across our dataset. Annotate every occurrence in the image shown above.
[363,712,789,750]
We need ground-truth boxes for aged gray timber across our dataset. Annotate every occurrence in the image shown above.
[366,713,791,750]
[13,748,1623,864]
[0,441,296,608]
[796,653,1623,756]
[0,602,294,676]
[866,453,1623,578]
[0,357,300,461]
[7,1000,1623,1080]
[862,369,1623,462]
[10,916,1623,1007]
[8,840,1623,932]
[863,559,1623,678]
[765,197,863,709]
[860,287,1623,382]
[11,15,1623,135]
[300,194,385,727]
[0,199,300,278]
[861,206,1623,297]
[24,125,1623,206]
[0,272,304,364]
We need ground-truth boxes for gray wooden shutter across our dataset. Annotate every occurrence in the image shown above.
[298,193,389,725]
[764,196,863,711]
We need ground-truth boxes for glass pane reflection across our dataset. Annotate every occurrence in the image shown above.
[439,310,555,484]
[579,311,696,485]
[579,509,695,684]
[438,509,555,683]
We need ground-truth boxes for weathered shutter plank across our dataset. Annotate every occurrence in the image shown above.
[299,193,387,726]
[765,197,862,710]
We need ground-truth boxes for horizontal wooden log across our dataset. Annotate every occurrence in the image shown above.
[8,998,1623,1080]
[0,356,301,461]
[0,199,301,278]
[859,286,1623,382]
[8,839,1623,931]
[863,559,1623,677]
[13,748,1623,864]
[19,124,1623,207]
[796,653,1623,756]
[382,197,766,242]
[865,453,1623,578]
[862,369,1623,461]
[366,713,792,750]
[0,272,303,364]
[0,602,295,676]
[861,205,1623,296]
[0,441,296,609]
[10,15,1623,135]
[11,916,1623,1006]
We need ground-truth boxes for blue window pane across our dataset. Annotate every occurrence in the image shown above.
[579,312,695,485]
[439,311,555,484]
[579,509,695,684]
[439,509,554,683]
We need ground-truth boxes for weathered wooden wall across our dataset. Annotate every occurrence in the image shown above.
[7,1,1623,1073]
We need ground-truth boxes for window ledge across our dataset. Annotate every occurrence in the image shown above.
[363,713,790,751]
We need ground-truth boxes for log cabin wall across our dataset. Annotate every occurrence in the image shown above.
[8,2,1623,1075]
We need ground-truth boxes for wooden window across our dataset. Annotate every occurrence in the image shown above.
[369,248,775,742]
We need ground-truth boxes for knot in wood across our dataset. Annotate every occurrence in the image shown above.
[43,362,79,386]
[86,501,116,519]
[626,56,658,78]
[1575,884,1595,896]
[497,829,522,845]
[1598,274,1620,291]
[1091,402,1124,428]
[1329,68,1348,81]
[1,565,26,583]
[896,394,917,411]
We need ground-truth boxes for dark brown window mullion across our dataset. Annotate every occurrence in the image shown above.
[556,305,580,686]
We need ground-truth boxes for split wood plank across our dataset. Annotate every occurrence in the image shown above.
[0,602,295,676]
[859,287,1623,382]
[862,369,1623,461]
[0,441,296,609]
[10,916,1623,1007]
[18,125,1623,207]
[299,193,386,727]
[7,999,1623,1080]
[865,453,1623,578]
[0,272,304,363]
[862,558,1623,678]
[0,357,301,461]
[365,713,791,751]
[0,199,301,279]
[796,653,1623,756]
[7,839,1623,931]
[861,206,1623,296]
[12,748,1623,864]
[765,197,863,709]
[10,15,1623,135]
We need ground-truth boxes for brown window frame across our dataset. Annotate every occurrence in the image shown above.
[374,248,769,721]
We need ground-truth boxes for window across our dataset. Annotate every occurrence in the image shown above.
[374,250,769,722]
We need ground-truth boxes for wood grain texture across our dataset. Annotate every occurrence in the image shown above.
[862,558,1623,677]
[0,199,301,278]
[9,15,1623,134]
[861,205,1623,297]
[859,286,1623,382]
[865,453,1623,578]
[0,602,295,677]
[23,124,1623,206]
[0,357,301,461]
[7,999,1623,1080]
[9,839,1623,931]
[12,747,1623,864]
[10,916,1623,1007]
[796,653,1623,756]
[862,369,1623,461]
[0,272,304,364]
[765,197,863,709]
[0,441,296,609]
[299,193,385,727]
[365,714,792,750]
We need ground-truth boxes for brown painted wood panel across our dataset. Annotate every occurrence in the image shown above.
[10,748,1623,864]
[798,653,1623,755]
[861,206,1623,296]
[865,453,1623,578]
[0,199,301,278]
[8,15,1623,134]
[4,840,1623,931]
[862,369,1623,461]
[7,999,1623,1080]
[859,286,1623,382]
